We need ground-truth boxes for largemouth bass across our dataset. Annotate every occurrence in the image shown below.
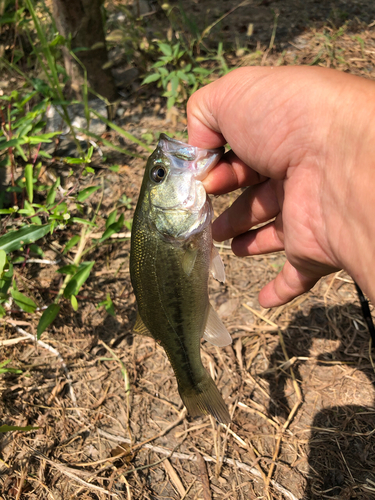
[130,134,232,424]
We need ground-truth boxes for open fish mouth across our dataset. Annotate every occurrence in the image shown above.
[158,133,224,181]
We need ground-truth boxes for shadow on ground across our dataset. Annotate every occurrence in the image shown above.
[262,304,375,499]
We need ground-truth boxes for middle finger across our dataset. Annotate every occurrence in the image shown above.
[212,179,280,242]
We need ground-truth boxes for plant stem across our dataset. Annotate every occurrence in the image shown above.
[54,226,88,303]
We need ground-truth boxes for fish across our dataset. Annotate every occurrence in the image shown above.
[130,133,232,424]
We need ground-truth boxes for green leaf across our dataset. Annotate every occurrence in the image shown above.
[87,112,152,152]
[0,425,38,433]
[29,244,44,257]
[46,177,60,206]
[170,74,179,94]
[63,235,80,254]
[70,295,78,311]
[38,150,52,159]
[0,359,21,373]
[57,264,78,275]
[76,186,100,202]
[49,34,65,47]
[100,214,124,242]
[159,42,172,56]
[0,224,52,254]
[70,218,96,226]
[86,146,94,161]
[152,60,166,68]
[25,164,34,203]
[64,157,86,165]
[106,209,117,228]
[64,261,95,298]
[11,289,37,313]
[105,294,115,317]
[0,251,6,274]
[142,73,161,85]
[31,216,42,225]
[167,96,175,109]
[23,200,35,215]
[0,360,22,374]
[0,137,26,150]
[98,293,115,317]
[37,304,60,339]
[27,134,58,144]
[124,220,132,231]
[12,256,25,264]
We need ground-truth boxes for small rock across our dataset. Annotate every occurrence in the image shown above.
[45,98,107,137]
[217,298,239,318]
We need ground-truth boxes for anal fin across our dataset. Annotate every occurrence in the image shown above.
[203,304,232,347]
[133,312,152,337]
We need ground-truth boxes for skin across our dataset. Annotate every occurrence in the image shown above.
[187,66,375,308]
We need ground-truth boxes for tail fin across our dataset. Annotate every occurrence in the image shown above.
[179,372,230,424]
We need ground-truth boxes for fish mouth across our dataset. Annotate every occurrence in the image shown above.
[158,133,224,181]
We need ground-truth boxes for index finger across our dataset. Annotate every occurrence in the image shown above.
[187,67,268,156]
[202,150,268,194]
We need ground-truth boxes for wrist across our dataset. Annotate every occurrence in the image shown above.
[322,76,375,302]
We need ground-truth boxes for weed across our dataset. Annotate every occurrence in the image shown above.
[0,0,150,341]
[311,24,349,68]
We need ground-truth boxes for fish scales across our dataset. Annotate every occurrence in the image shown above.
[130,134,231,424]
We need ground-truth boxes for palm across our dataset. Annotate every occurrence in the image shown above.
[188,65,375,306]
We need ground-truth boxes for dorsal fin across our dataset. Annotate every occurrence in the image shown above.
[203,304,232,347]
[210,245,225,283]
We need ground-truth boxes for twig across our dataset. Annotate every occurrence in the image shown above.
[237,401,279,429]
[24,259,60,265]
[55,225,88,302]
[99,408,186,453]
[163,458,186,497]
[264,329,302,495]
[180,479,196,500]
[89,232,131,239]
[8,323,79,412]
[242,303,279,328]
[196,451,212,500]
[98,339,131,441]
[98,430,299,500]
[32,449,119,498]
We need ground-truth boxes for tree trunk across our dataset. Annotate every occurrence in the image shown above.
[52,0,117,102]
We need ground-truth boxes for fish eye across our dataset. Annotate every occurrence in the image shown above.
[151,166,166,183]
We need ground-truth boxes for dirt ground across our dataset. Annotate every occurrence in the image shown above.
[2,1,375,499]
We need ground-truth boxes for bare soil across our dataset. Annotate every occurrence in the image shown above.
[2,1,375,499]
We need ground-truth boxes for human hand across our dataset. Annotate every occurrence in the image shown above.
[187,67,375,307]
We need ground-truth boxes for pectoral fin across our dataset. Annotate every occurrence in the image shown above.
[133,312,152,337]
[182,246,198,276]
[203,304,232,347]
[210,245,225,283]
